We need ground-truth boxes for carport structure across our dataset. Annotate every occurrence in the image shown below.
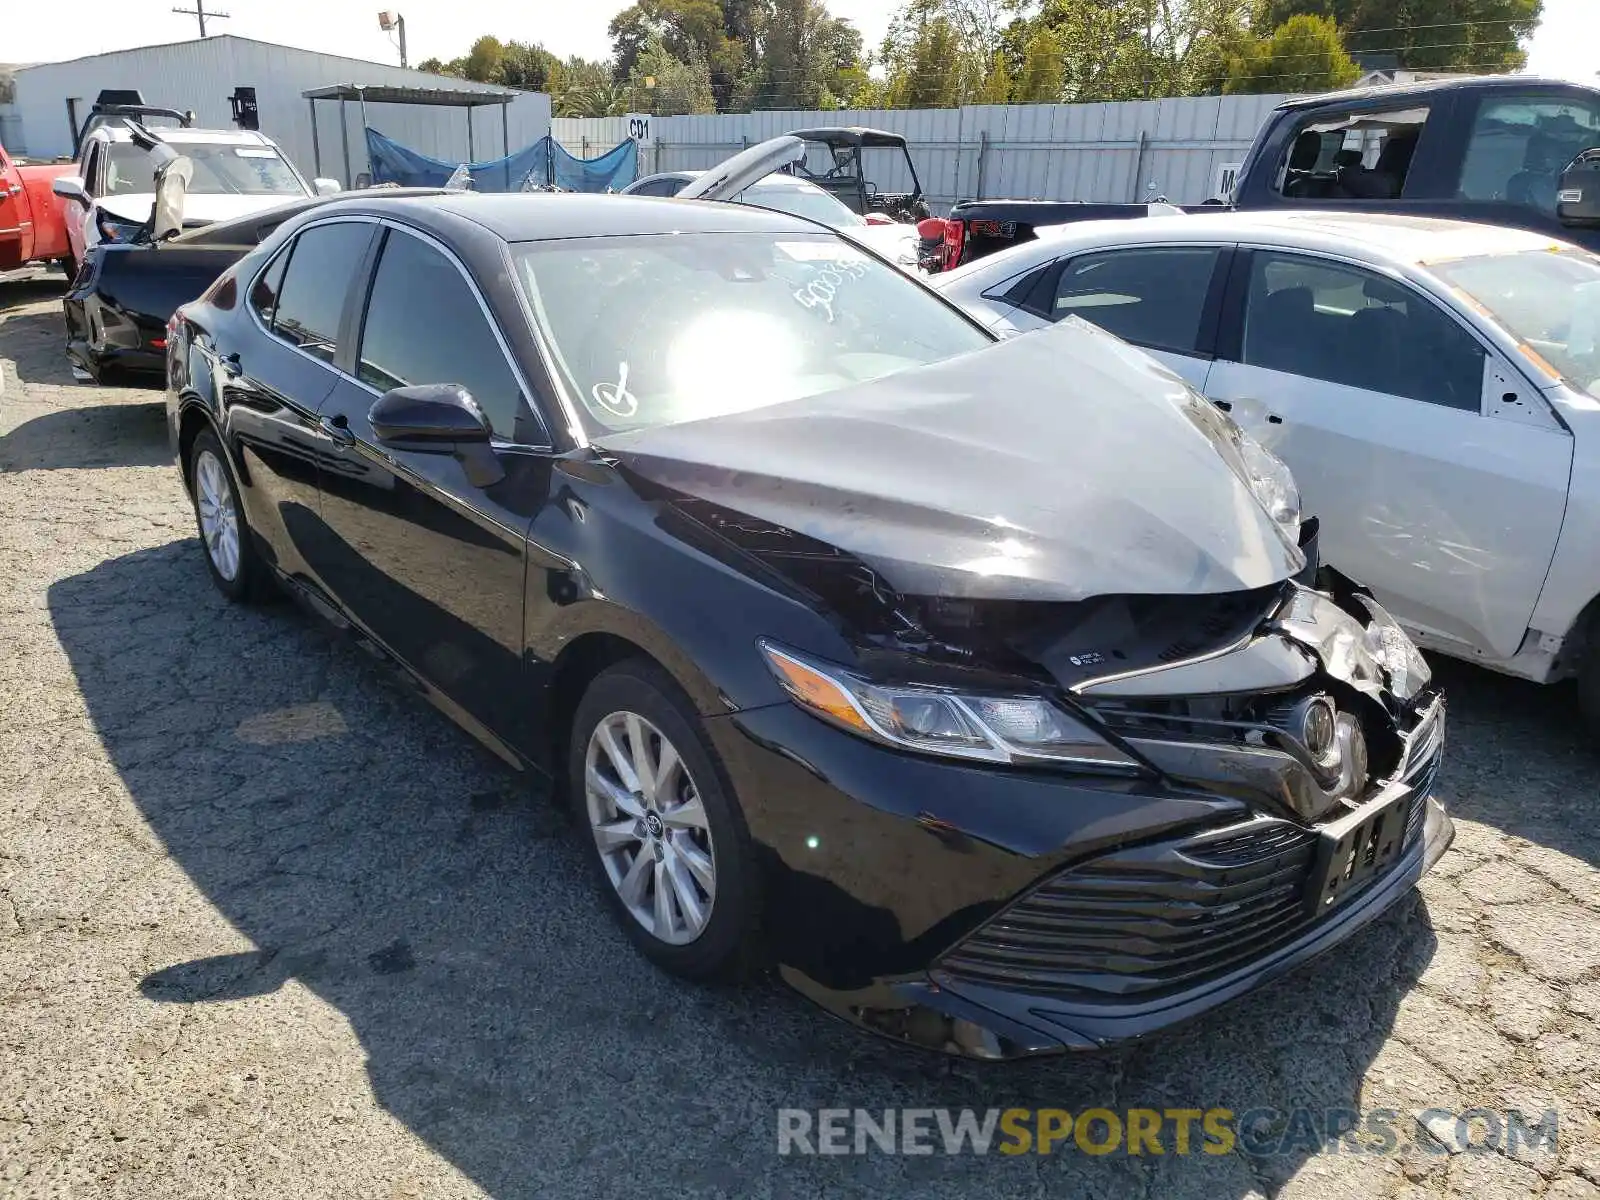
[302,82,519,188]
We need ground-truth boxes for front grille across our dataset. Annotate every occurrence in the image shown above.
[938,818,1319,1001]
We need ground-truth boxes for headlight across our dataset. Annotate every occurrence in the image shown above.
[759,640,1137,769]
[1236,430,1300,539]
[1357,595,1431,702]
[96,211,145,243]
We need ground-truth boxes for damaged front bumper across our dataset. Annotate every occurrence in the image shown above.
[709,564,1452,1060]
[787,796,1452,1059]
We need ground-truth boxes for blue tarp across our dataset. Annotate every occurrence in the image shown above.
[364,128,638,193]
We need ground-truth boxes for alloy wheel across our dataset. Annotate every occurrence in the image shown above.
[584,710,717,945]
[194,449,241,582]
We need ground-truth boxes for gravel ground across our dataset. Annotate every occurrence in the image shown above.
[3,271,1599,1199]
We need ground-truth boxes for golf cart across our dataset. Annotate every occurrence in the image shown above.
[785,127,929,223]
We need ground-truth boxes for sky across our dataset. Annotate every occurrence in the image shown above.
[3,0,1595,82]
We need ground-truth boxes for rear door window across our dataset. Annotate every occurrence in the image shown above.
[1240,252,1485,411]
[1458,95,1600,209]
[268,221,374,363]
[1275,107,1431,202]
[1047,247,1222,354]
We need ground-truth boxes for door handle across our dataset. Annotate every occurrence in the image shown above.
[5,184,21,196]
[319,414,355,447]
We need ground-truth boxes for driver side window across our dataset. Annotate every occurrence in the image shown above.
[1241,252,1485,411]
[356,229,537,443]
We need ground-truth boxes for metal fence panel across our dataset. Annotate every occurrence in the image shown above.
[550,95,1288,210]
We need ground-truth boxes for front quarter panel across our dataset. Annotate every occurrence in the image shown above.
[525,457,861,720]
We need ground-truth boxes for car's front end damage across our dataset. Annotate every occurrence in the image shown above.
[591,322,1451,1059]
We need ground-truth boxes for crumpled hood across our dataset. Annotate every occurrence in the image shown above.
[98,192,307,226]
[596,320,1304,601]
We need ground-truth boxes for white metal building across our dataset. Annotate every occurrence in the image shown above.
[9,35,552,185]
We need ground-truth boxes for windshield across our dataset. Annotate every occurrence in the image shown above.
[106,142,305,197]
[514,232,989,437]
[737,182,865,228]
[1432,247,1600,400]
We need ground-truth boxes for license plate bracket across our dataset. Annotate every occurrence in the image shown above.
[1305,788,1412,916]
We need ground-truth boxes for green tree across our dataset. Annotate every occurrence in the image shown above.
[878,0,988,109]
[498,41,559,91]
[1261,0,1541,73]
[1224,13,1361,93]
[550,57,626,116]
[1015,25,1065,102]
[977,48,1012,103]
[624,34,718,114]
[741,0,865,109]
[461,35,507,82]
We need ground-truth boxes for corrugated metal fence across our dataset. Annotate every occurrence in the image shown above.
[554,95,1287,211]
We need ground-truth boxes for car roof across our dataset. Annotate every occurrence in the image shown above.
[1029,209,1563,266]
[94,125,274,147]
[1277,74,1595,112]
[315,190,822,241]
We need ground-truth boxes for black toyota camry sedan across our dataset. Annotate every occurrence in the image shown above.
[164,191,1452,1059]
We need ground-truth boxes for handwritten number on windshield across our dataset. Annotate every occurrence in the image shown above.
[792,257,867,324]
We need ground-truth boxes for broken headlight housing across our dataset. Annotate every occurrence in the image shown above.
[1236,430,1301,540]
[759,640,1137,769]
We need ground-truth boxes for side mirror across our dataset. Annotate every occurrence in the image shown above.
[150,155,193,242]
[370,384,501,486]
[313,177,342,196]
[1558,148,1600,229]
[370,383,492,445]
[52,174,88,205]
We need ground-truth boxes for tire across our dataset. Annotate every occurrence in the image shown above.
[1581,652,1600,742]
[186,428,269,603]
[567,659,761,980]
[59,254,79,283]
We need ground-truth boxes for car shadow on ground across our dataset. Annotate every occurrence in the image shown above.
[1426,656,1600,869]
[48,540,1457,1198]
[0,398,171,470]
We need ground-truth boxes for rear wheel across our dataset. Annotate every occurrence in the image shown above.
[187,428,269,603]
[58,254,78,282]
[567,660,761,979]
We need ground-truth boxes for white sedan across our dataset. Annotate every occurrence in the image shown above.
[934,210,1600,730]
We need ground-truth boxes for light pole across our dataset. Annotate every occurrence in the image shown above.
[378,11,408,69]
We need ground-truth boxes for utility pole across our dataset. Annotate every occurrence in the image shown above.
[378,12,408,69]
[172,0,230,37]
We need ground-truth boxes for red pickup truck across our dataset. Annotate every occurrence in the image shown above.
[1,140,74,274]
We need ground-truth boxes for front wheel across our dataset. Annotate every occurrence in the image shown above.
[58,254,79,282]
[1580,653,1600,742]
[567,660,761,979]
